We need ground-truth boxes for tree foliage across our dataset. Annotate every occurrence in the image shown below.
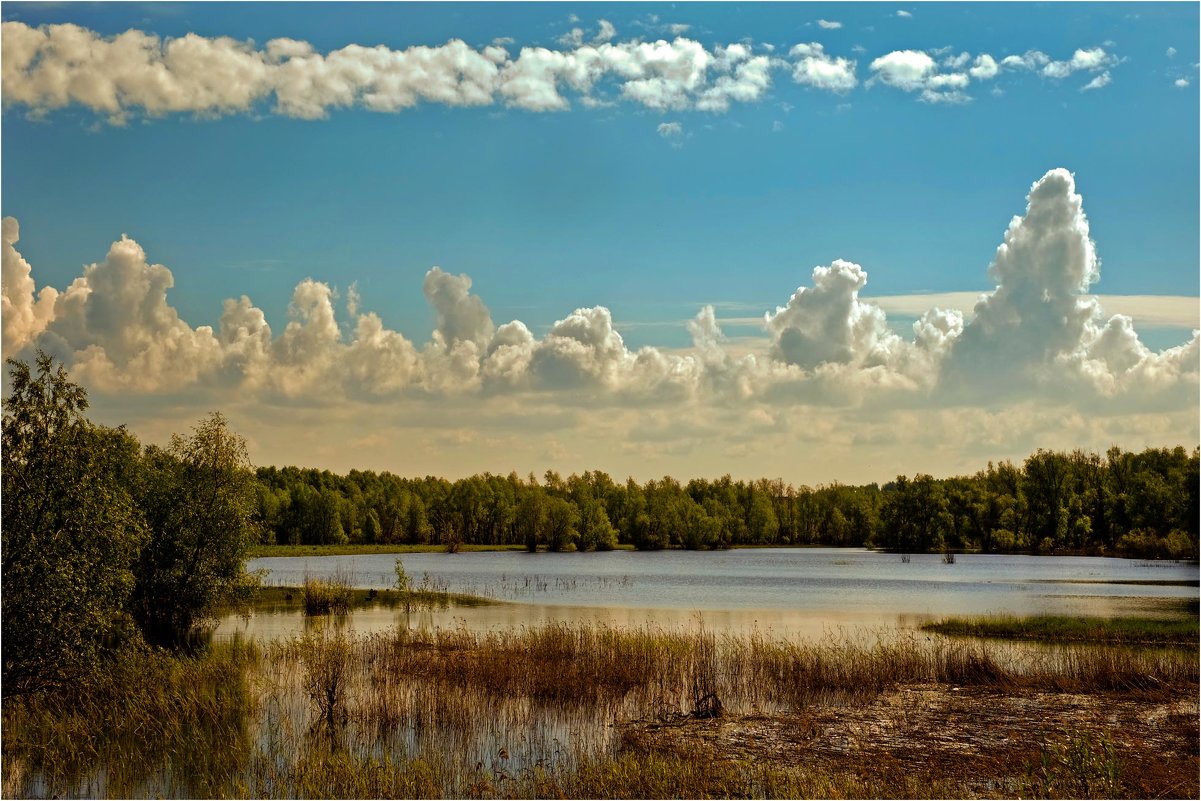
[2,353,146,696]
[2,354,261,695]
[130,412,259,646]
[246,446,1198,559]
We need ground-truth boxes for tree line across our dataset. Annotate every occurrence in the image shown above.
[254,447,1198,560]
[4,353,1196,699]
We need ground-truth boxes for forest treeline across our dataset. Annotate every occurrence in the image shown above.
[4,353,1198,700]
[255,444,1199,560]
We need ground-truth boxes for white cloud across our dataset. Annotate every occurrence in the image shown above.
[657,121,683,138]
[942,168,1198,402]
[999,51,1051,71]
[1175,77,1190,88]
[764,260,905,371]
[423,267,495,350]
[816,20,843,30]
[1166,46,1177,58]
[594,20,617,45]
[1,218,57,353]
[772,119,784,132]
[558,27,585,48]
[1,21,778,119]
[1081,71,1112,91]
[870,49,971,102]
[870,49,936,91]
[2,166,1193,448]
[790,42,857,92]
[2,21,1136,122]
[943,51,971,70]
[969,54,999,80]
[1041,47,1116,79]
[33,231,225,392]
[896,10,913,18]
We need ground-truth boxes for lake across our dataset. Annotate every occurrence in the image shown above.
[215,548,1198,642]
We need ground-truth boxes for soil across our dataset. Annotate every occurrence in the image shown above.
[621,684,1200,798]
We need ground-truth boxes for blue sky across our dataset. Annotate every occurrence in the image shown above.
[1,3,1198,483]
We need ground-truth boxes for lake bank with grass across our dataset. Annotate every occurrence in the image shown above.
[4,618,1197,798]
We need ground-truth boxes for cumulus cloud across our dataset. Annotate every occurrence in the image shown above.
[594,20,617,44]
[969,54,999,80]
[942,168,1198,401]
[870,49,936,90]
[1081,71,1112,91]
[0,21,779,119]
[2,166,1193,417]
[1,218,57,353]
[33,232,224,392]
[1041,47,1114,78]
[816,20,843,30]
[896,10,913,18]
[790,43,857,92]
[2,21,1137,122]
[1174,77,1190,88]
[765,260,902,370]
[423,267,495,349]
[869,49,971,102]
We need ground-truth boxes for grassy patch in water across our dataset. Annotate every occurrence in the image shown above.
[923,614,1199,647]
[249,584,497,612]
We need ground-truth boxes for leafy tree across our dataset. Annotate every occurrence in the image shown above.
[578,497,618,551]
[516,485,548,552]
[879,474,952,553]
[362,508,382,544]
[545,496,578,552]
[2,353,147,697]
[130,412,259,646]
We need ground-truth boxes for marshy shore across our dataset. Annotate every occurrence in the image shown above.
[3,607,1197,799]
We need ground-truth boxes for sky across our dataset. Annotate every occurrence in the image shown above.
[1,1,1198,486]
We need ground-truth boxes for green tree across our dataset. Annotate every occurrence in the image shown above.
[2,353,148,697]
[578,497,618,551]
[545,496,579,552]
[516,485,548,552]
[362,508,382,544]
[130,412,259,647]
[879,474,952,553]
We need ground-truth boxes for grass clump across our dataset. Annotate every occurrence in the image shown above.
[923,613,1199,647]
[302,570,354,616]
[1024,731,1124,799]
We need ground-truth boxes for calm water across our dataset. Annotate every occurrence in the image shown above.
[216,548,1198,641]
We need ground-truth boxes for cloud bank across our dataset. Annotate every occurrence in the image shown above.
[1,20,1121,122]
[4,169,1195,418]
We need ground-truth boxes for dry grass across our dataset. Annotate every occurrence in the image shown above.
[3,621,1197,798]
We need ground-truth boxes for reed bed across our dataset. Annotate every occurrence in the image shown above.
[3,620,1196,798]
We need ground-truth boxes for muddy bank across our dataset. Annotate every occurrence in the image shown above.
[622,685,1199,798]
